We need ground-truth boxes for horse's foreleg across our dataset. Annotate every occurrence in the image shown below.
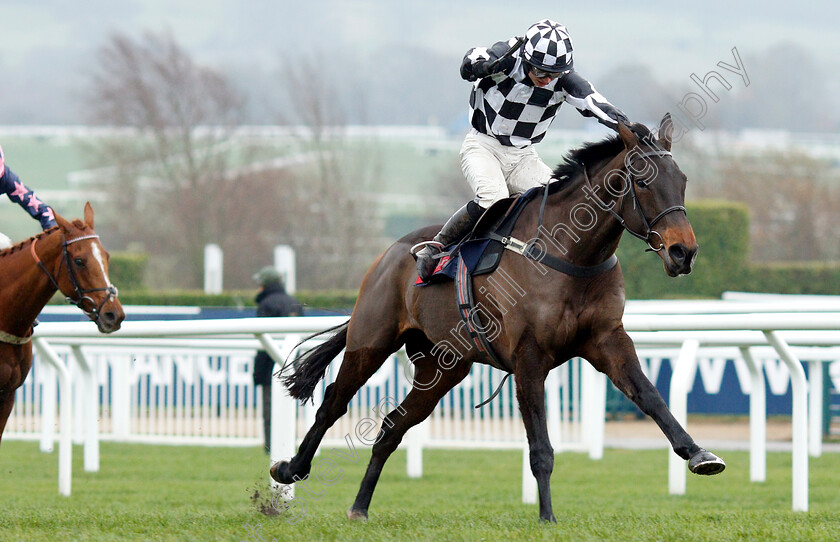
[0,392,16,446]
[271,346,394,484]
[584,327,725,474]
[347,349,473,521]
[514,336,556,523]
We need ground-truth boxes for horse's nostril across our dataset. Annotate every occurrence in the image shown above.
[668,244,687,265]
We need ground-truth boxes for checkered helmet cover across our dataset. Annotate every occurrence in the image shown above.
[521,19,573,72]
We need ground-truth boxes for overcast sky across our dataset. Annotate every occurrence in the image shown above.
[1,1,836,127]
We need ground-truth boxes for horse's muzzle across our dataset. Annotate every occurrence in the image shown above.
[96,300,125,333]
[664,242,698,276]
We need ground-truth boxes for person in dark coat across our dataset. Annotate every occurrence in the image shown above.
[252,266,302,453]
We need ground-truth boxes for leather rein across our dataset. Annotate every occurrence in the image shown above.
[582,148,687,252]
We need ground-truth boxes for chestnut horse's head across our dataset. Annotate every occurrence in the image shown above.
[52,203,125,333]
[615,114,697,276]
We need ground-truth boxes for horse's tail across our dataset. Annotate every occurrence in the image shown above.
[282,322,349,403]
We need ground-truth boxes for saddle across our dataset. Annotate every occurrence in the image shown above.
[415,179,571,286]
[413,178,619,382]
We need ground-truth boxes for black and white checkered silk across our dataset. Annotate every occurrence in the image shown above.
[522,19,573,72]
[464,37,626,148]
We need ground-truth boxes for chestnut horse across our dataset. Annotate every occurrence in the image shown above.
[0,203,125,443]
[271,117,725,522]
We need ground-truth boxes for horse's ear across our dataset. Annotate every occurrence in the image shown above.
[657,113,674,152]
[54,210,72,233]
[617,121,639,150]
[84,202,94,229]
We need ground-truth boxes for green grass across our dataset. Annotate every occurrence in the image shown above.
[1,442,839,541]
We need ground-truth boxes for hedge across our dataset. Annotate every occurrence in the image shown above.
[736,262,840,295]
[77,201,838,308]
[617,200,750,299]
[109,252,149,291]
[110,289,359,311]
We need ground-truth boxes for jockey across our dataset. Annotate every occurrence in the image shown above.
[0,143,57,249]
[414,19,631,281]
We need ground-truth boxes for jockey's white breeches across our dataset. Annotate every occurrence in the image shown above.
[460,129,553,209]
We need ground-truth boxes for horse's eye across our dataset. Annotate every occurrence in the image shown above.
[74,258,86,267]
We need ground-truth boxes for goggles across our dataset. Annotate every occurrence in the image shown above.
[529,66,563,79]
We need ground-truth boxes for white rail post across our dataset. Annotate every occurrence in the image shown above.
[111,356,130,440]
[739,347,766,482]
[546,369,561,448]
[72,361,84,445]
[581,362,606,460]
[764,331,809,512]
[33,338,73,496]
[71,345,100,472]
[274,245,297,295]
[39,361,56,453]
[522,442,537,504]
[808,360,823,458]
[668,339,699,496]
[203,243,223,294]
[406,419,427,479]
[260,333,300,500]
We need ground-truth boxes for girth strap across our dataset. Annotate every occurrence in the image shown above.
[488,232,618,278]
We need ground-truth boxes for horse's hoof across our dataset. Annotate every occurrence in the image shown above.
[346,508,368,521]
[688,449,726,475]
[539,513,557,523]
[270,461,295,484]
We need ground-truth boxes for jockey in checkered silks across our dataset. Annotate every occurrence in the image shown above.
[414,19,631,281]
[0,143,57,249]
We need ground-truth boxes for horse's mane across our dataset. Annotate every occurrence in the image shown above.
[552,124,655,180]
[0,226,60,259]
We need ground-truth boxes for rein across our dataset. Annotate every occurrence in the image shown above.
[583,148,687,252]
[30,233,119,324]
[490,178,619,278]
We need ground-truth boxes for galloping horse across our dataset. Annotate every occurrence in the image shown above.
[271,117,725,522]
[0,203,124,443]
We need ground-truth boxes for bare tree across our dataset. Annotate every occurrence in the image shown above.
[269,54,387,290]
[84,31,263,287]
[694,151,840,261]
[82,34,390,291]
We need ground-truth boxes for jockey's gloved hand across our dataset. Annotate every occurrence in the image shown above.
[462,54,515,81]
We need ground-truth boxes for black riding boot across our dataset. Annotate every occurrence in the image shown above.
[414,201,483,282]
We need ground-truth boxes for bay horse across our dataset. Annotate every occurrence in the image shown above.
[0,202,125,443]
[271,116,725,522]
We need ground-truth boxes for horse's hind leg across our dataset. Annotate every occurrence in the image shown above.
[583,327,725,474]
[272,344,397,484]
[347,339,473,521]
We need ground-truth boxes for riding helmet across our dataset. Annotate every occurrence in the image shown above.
[521,19,574,73]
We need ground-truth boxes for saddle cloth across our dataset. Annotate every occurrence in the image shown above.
[415,181,562,286]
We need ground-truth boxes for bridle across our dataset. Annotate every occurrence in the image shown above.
[31,233,119,323]
[583,147,687,252]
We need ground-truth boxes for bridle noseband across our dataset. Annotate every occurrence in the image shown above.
[31,233,119,323]
[584,148,687,252]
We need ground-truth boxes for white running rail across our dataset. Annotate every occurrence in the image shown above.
[9,302,840,512]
